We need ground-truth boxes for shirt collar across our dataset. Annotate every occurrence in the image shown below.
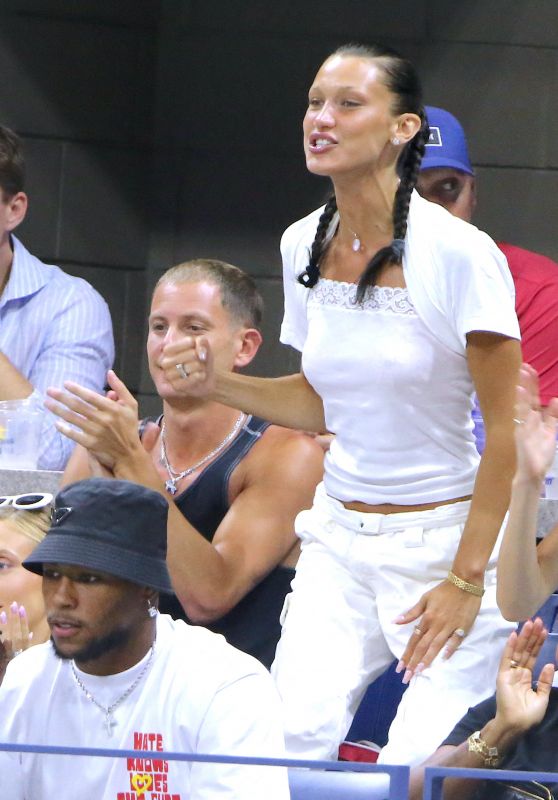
[0,235,51,305]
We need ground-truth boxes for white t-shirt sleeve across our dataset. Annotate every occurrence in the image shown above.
[447,229,520,348]
[279,208,326,353]
[191,670,289,800]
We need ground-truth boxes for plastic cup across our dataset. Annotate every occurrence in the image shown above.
[0,398,42,470]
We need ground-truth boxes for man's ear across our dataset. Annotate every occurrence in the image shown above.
[4,192,28,231]
[233,328,263,369]
[142,587,159,606]
[470,177,478,217]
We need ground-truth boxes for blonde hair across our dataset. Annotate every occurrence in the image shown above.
[0,507,50,544]
[155,259,263,330]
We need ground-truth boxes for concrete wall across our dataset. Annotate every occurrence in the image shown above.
[0,1,160,397]
[2,1,557,416]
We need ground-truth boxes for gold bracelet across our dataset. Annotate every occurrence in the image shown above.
[467,730,500,767]
[447,570,485,597]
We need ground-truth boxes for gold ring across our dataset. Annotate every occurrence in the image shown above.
[454,628,466,638]
[176,363,189,380]
[509,659,519,669]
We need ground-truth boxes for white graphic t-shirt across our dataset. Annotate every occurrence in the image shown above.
[0,615,288,799]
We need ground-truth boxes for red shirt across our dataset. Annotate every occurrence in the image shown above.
[499,242,558,405]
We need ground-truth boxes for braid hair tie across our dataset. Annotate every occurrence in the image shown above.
[298,261,320,288]
[391,238,405,261]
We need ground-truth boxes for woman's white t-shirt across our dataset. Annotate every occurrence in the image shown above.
[280,193,520,505]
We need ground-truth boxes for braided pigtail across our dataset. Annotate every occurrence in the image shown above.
[355,114,427,302]
[298,195,338,288]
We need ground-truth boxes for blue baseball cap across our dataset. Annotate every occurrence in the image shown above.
[421,106,474,176]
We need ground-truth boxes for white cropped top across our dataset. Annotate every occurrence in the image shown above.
[280,192,520,505]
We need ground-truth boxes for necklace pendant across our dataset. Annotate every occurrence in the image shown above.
[165,479,177,495]
[105,713,116,737]
[352,236,361,253]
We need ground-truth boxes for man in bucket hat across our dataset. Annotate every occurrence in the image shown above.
[0,478,289,800]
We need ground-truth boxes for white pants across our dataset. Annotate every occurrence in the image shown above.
[271,484,514,765]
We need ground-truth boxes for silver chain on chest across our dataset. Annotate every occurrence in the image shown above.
[160,413,245,495]
[70,645,155,736]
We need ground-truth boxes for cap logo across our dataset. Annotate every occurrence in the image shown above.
[426,126,442,147]
[51,506,73,526]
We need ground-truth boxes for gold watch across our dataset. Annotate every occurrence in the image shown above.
[467,730,500,767]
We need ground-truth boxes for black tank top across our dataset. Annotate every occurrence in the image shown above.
[143,414,294,668]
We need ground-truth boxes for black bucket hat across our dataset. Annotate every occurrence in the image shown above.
[23,478,173,594]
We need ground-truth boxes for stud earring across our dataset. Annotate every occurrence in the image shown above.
[392,136,401,145]
[147,600,158,618]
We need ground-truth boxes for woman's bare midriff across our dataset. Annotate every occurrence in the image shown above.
[342,494,472,515]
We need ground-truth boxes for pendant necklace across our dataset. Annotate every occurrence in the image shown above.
[70,644,155,737]
[160,412,245,495]
[348,227,363,253]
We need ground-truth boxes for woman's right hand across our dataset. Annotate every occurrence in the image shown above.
[514,363,558,482]
[161,336,215,398]
[0,602,32,680]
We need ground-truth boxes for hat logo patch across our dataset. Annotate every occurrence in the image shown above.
[427,126,442,147]
[51,506,73,526]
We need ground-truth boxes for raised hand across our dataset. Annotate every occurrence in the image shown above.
[0,602,33,681]
[514,363,558,482]
[494,618,553,733]
[45,370,142,470]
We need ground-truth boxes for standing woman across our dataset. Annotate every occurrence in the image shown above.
[160,43,522,764]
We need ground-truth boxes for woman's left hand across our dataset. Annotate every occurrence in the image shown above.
[394,580,482,683]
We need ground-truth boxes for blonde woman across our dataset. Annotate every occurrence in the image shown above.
[0,494,51,677]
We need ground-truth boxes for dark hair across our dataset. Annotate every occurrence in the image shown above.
[298,43,428,302]
[0,125,25,199]
[155,258,264,331]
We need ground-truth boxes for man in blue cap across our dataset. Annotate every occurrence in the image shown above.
[0,478,289,799]
[418,107,558,448]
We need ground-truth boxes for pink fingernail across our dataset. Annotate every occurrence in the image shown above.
[199,348,207,363]
[415,662,425,675]
[395,660,405,674]
[0,611,6,624]
[19,605,26,618]
[402,668,412,685]
[392,615,406,623]
[10,601,18,613]
[28,632,33,640]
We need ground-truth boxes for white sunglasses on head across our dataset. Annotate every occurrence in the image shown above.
[0,493,53,510]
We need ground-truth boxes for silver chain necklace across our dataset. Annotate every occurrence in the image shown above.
[160,413,245,495]
[70,645,155,737]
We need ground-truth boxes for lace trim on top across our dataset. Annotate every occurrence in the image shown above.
[309,277,415,314]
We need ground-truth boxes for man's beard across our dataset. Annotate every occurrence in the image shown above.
[52,625,134,666]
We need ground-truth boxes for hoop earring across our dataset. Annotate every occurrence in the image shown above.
[147,600,158,619]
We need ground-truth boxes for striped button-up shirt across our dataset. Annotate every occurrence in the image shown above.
[0,236,114,470]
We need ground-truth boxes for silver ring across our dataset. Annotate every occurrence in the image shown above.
[176,363,189,380]
[509,659,519,669]
[513,418,525,425]
[413,626,423,636]
[454,628,466,638]
[12,649,23,657]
